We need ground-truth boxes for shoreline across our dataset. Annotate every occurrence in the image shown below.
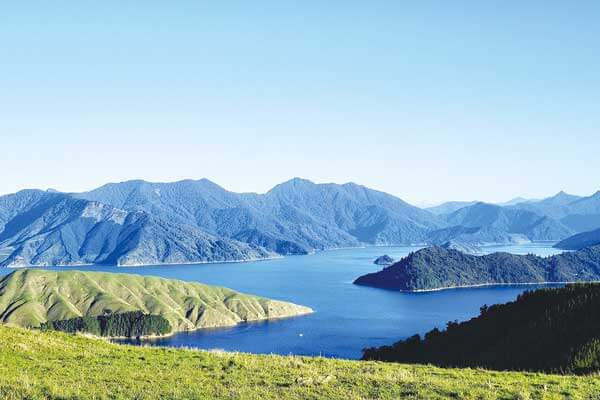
[394,280,600,293]
[5,255,284,269]
[104,308,315,342]
[115,255,284,268]
[43,309,315,342]
[3,241,562,269]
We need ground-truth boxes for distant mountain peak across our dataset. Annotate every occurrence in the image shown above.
[472,201,498,209]
[539,191,581,206]
[268,178,316,193]
[552,190,572,199]
[341,181,363,188]
[284,177,315,186]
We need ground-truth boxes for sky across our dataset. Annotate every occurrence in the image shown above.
[1,1,599,205]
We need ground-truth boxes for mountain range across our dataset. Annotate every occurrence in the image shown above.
[1,179,599,267]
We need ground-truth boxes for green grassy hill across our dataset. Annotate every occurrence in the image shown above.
[0,325,598,399]
[0,269,312,333]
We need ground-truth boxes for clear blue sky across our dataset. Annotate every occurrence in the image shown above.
[1,1,599,205]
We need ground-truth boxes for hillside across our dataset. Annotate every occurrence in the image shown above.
[0,190,272,267]
[363,284,600,374]
[555,227,600,250]
[0,325,598,399]
[0,270,312,333]
[354,245,600,291]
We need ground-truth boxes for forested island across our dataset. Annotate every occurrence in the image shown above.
[354,245,600,291]
[363,283,600,374]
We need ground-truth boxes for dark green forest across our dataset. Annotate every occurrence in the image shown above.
[363,283,600,374]
[41,311,171,338]
[355,245,600,291]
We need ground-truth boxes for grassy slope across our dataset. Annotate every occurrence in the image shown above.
[0,270,312,332]
[0,325,598,400]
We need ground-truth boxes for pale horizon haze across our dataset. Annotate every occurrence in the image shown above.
[2,2,599,205]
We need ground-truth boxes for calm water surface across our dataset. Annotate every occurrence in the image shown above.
[2,243,564,359]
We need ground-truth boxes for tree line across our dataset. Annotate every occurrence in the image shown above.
[41,311,171,338]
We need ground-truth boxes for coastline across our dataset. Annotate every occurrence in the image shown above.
[398,280,600,293]
[115,255,284,268]
[5,255,284,269]
[3,241,563,269]
[103,308,315,341]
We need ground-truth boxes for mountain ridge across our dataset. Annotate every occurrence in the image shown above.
[1,179,600,267]
[77,178,443,252]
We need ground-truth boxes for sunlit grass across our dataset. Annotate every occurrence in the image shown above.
[0,325,598,399]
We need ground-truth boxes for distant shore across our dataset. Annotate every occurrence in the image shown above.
[401,280,599,293]
[3,241,563,269]
[5,254,284,269]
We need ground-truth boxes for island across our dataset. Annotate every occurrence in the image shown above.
[0,269,313,337]
[363,283,600,374]
[354,245,600,291]
[373,255,395,266]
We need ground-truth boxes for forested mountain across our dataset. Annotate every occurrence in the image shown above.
[363,284,600,374]
[354,245,600,291]
[0,179,445,266]
[0,190,272,267]
[77,178,443,252]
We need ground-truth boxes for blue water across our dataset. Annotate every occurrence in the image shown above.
[1,243,564,359]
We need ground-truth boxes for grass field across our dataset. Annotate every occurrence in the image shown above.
[0,325,599,399]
